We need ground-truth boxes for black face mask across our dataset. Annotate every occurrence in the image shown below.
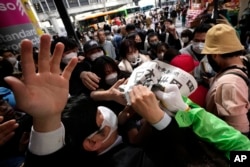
[136,42,144,50]
[149,41,159,49]
[207,55,221,73]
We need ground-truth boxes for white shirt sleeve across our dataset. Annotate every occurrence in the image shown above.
[29,123,65,155]
[152,113,172,130]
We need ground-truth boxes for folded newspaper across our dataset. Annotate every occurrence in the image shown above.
[119,60,198,105]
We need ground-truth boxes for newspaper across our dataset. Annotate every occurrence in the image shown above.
[119,60,198,105]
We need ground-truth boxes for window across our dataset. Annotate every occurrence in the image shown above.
[79,0,89,5]
[33,2,43,13]
[68,0,79,7]
[41,1,49,12]
[46,0,56,10]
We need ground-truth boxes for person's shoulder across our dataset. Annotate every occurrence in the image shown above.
[140,53,151,61]
[105,40,114,45]
[218,70,247,86]
[180,45,192,54]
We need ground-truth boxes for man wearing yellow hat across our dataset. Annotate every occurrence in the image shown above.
[202,23,249,137]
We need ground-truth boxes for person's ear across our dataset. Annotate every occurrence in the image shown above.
[83,137,103,151]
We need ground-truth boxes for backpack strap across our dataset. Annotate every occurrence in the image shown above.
[224,71,250,136]
[225,72,250,86]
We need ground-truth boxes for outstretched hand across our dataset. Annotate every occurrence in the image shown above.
[0,116,18,146]
[129,85,164,124]
[108,78,127,105]
[4,34,77,132]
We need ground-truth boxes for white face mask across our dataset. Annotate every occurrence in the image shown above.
[157,52,164,60]
[90,51,104,61]
[62,52,77,64]
[127,53,141,66]
[105,72,118,86]
[87,106,118,143]
[127,53,137,62]
[192,42,204,54]
[7,57,17,65]
[181,37,189,43]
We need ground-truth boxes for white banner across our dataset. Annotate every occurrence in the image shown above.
[120,60,198,105]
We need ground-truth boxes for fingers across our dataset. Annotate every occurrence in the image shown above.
[154,90,164,100]
[50,43,65,74]
[20,39,36,79]
[0,120,18,146]
[165,84,179,93]
[124,78,129,85]
[129,85,145,104]
[0,132,15,146]
[89,73,101,83]
[38,34,52,73]
[113,78,125,88]
[81,72,100,90]
[4,77,27,107]
[61,57,78,80]
[85,80,99,91]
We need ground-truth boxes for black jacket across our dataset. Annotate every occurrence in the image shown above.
[23,119,229,167]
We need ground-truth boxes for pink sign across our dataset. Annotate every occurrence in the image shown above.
[0,0,30,28]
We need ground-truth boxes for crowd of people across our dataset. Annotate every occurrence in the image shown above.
[1,2,250,167]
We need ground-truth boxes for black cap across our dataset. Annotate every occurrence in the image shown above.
[83,40,102,53]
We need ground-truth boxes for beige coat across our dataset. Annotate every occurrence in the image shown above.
[206,68,250,133]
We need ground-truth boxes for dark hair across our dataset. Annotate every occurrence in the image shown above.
[0,59,13,88]
[119,39,137,59]
[165,18,173,24]
[92,56,120,89]
[50,36,78,54]
[126,32,138,41]
[163,48,181,63]
[221,50,244,58]
[193,23,212,36]
[97,29,105,36]
[0,49,17,57]
[62,94,99,150]
[157,42,169,51]
[181,29,193,40]
[146,29,155,35]
[147,32,159,42]
[125,23,136,33]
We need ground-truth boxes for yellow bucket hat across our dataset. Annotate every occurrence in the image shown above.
[202,24,244,54]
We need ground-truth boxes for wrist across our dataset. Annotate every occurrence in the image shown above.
[33,115,61,132]
[105,89,113,101]
[152,113,171,130]
[147,108,165,124]
[179,104,190,111]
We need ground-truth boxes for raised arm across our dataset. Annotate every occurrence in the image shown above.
[4,34,77,132]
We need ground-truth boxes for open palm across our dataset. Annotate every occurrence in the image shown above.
[5,35,77,131]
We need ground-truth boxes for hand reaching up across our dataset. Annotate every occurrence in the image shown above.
[129,85,164,124]
[4,34,77,132]
[154,84,189,116]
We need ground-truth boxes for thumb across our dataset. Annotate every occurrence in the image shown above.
[154,90,165,100]
[164,84,179,93]
[4,76,27,107]
[113,78,125,89]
